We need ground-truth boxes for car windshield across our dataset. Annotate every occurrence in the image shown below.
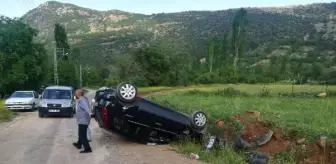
[10,91,33,98]
[42,89,72,99]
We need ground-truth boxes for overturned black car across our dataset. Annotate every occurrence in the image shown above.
[92,82,208,143]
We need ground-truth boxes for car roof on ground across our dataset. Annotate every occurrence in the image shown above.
[45,86,73,90]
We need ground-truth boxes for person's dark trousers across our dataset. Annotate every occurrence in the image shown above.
[74,124,92,152]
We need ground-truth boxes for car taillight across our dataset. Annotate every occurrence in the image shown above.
[101,107,110,128]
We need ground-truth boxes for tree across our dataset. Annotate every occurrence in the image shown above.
[132,48,170,86]
[219,34,230,68]
[208,42,215,73]
[0,16,47,96]
[168,52,193,85]
[57,60,78,87]
[83,67,100,86]
[310,63,323,82]
[54,23,70,55]
[231,8,248,69]
[54,23,78,87]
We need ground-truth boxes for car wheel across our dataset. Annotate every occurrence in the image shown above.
[189,111,207,129]
[68,112,74,118]
[31,103,36,111]
[38,112,43,118]
[116,82,138,103]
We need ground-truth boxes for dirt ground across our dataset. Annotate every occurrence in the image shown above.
[229,111,336,164]
[0,91,203,164]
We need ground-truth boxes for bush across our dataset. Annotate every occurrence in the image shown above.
[0,101,13,122]
[214,87,249,97]
[257,85,271,97]
[196,72,221,84]
[104,77,120,87]
[130,76,149,87]
[185,87,250,97]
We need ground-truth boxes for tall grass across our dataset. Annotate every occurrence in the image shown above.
[0,100,13,123]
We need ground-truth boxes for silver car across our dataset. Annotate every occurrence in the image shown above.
[38,86,76,118]
[5,91,40,111]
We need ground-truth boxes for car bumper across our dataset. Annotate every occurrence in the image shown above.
[38,107,73,116]
[6,104,33,110]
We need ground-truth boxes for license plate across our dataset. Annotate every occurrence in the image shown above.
[49,109,60,112]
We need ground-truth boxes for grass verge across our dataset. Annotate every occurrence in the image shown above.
[0,100,13,123]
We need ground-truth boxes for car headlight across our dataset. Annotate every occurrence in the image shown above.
[39,101,47,107]
[62,102,71,107]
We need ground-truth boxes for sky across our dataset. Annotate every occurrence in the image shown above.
[1,0,334,18]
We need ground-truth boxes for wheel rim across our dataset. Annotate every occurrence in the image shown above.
[119,84,136,100]
[194,113,206,127]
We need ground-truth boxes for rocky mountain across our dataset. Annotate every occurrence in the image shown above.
[20,1,336,67]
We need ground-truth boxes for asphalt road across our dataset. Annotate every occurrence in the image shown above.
[0,90,202,164]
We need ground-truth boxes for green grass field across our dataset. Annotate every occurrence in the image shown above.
[143,84,336,164]
[0,100,13,123]
[139,83,335,95]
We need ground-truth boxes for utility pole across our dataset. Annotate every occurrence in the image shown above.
[53,47,68,86]
[53,47,58,85]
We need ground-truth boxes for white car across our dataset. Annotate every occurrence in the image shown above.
[5,91,40,111]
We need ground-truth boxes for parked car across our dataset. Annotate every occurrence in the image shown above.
[38,86,76,118]
[4,91,40,111]
[93,82,208,143]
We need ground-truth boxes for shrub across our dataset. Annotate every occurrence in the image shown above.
[214,87,249,97]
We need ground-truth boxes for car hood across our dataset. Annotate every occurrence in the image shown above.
[6,98,34,104]
[41,99,72,104]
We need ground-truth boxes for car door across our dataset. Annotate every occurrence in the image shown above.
[94,91,106,128]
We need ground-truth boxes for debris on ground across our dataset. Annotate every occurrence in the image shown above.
[296,138,306,144]
[234,136,256,150]
[203,135,217,152]
[255,130,273,146]
[189,153,199,160]
[248,151,269,164]
[317,92,327,98]
[215,120,225,128]
[316,136,327,149]
[147,143,157,146]
[200,110,336,163]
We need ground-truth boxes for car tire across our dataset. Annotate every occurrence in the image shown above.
[189,111,207,129]
[31,103,36,111]
[38,112,44,118]
[116,82,138,103]
[68,112,74,118]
